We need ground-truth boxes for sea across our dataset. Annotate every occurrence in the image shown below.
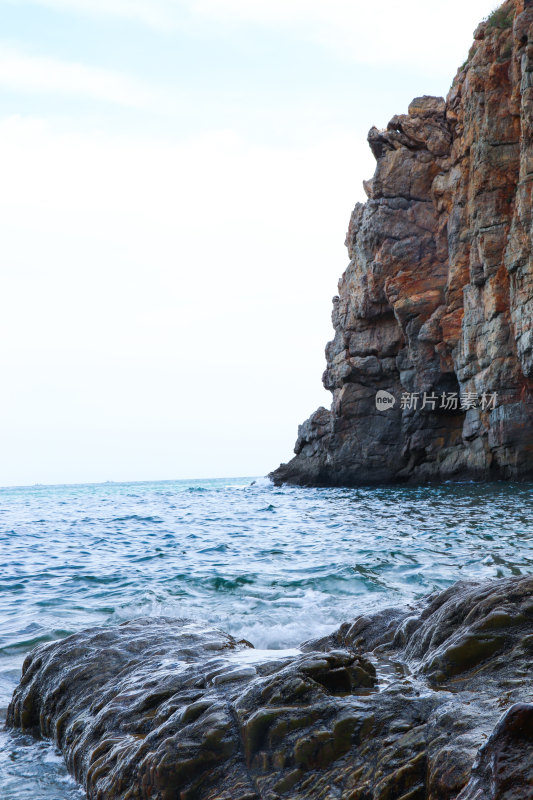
[0,476,532,799]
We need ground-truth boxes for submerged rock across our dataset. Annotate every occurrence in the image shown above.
[271,0,533,486]
[6,576,533,799]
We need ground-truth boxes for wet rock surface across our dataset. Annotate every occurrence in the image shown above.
[6,576,533,799]
[271,0,533,487]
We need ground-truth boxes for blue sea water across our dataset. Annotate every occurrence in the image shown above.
[0,476,532,798]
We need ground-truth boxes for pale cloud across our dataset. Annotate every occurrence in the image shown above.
[3,0,498,70]
[3,0,174,28]
[191,0,496,69]
[0,45,167,107]
[0,114,374,483]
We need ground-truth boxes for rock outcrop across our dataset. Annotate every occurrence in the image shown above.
[271,0,533,486]
[6,576,533,799]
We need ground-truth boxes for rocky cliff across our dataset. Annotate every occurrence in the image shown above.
[272,0,533,486]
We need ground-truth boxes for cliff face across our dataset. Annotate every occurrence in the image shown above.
[272,0,533,486]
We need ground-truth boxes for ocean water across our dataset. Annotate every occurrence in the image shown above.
[0,476,532,798]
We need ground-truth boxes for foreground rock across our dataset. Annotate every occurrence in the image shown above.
[271,0,533,486]
[7,576,533,799]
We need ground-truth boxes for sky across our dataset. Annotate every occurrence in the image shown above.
[0,0,498,486]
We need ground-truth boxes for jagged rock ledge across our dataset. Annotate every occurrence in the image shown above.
[271,0,533,487]
[6,576,533,799]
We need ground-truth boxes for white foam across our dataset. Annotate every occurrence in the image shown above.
[230,647,300,664]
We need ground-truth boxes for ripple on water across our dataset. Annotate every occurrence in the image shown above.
[0,729,85,800]
[0,477,532,798]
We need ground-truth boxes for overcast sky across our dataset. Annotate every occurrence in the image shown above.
[0,0,497,485]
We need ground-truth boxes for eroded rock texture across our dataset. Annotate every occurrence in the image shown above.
[271,0,533,486]
[6,576,533,799]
